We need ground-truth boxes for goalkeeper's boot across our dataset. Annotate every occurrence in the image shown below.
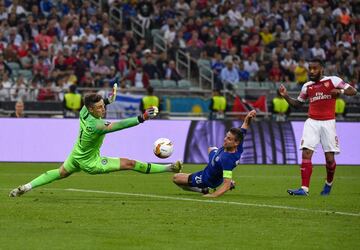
[320,183,332,196]
[170,161,183,173]
[287,188,309,196]
[9,185,27,197]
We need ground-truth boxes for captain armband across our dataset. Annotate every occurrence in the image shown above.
[223,170,232,179]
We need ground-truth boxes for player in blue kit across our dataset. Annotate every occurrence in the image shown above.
[173,110,256,198]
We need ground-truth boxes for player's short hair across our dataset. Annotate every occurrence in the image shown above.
[229,127,244,143]
[84,93,103,109]
[309,58,324,67]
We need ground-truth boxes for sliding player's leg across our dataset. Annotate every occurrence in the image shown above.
[173,171,209,194]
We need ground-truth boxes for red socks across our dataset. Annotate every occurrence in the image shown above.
[301,159,312,188]
[326,161,336,184]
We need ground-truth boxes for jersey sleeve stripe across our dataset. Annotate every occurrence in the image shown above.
[83,111,90,120]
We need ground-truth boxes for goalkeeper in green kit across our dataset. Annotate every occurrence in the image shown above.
[9,84,182,197]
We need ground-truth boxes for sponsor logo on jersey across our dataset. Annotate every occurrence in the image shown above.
[309,92,332,102]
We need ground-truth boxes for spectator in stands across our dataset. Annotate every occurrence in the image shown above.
[128,51,142,72]
[269,60,283,82]
[294,58,308,86]
[259,26,275,47]
[209,89,227,120]
[216,30,233,57]
[311,42,326,60]
[271,90,290,122]
[203,38,218,58]
[256,64,268,82]
[244,54,259,80]
[0,71,12,93]
[104,66,121,87]
[0,0,357,121]
[164,24,176,46]
[280,52,297,82]
[136,0,154,29]
[165,60,182,82]
[140,86,160,113]
[220,57,239,90]
[64,84,82,118]
[143,55,160,80]
[27,78,40,101]
[211,52,225,86]
[175,0,190,15]
[127,63,150,89]
[10,75,27,101]
[91,58,111,85]
[0,77,10,101]
[272,42,287,60]
[10,99,27,118]
[0,53,11,76]
[238,62,250,82]
[37,78,56,101]
[298,41,313,62]
[40,0,53,17]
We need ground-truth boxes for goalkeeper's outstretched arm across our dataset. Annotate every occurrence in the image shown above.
[95,106,159,134]
[103,83,118,106]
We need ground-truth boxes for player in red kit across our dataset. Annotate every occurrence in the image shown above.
[279,58,357,196]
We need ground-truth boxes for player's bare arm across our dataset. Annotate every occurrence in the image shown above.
[241,110,256,129]
[330,85,358,98]
[203,178,233,198]
[279,84,303,108]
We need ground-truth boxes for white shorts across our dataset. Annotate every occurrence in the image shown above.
[300,118,340,153]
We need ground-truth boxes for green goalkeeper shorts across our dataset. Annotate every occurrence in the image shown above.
[64,155,120,174]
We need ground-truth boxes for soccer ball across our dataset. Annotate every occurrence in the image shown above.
[153,138,174,159]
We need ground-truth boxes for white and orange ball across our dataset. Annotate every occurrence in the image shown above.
[153,138,174,159]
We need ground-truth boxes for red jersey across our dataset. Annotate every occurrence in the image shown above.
[297,76,350,120]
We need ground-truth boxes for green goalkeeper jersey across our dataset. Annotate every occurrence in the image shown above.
[69,106,140,165]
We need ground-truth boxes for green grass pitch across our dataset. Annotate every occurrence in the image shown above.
[0,163,359,250]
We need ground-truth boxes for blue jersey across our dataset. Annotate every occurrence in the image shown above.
[200,128,246,188]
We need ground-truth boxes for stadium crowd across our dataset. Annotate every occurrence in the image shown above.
[0,0,358,105]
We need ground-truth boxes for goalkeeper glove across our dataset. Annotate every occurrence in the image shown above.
[107,83,118,104]
[138,106,159,122]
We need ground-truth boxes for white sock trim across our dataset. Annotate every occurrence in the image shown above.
[301,186,309,192]
[325,181,333,186]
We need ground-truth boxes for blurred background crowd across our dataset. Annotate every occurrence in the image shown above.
[0,0,358,119]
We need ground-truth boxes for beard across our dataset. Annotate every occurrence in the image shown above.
[309,74,321,82]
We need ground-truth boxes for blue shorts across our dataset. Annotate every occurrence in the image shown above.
[189,170,223,189]
[189,170,208,188]
[188,149,221,189]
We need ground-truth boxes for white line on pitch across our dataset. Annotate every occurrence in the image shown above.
[65,188,360,217]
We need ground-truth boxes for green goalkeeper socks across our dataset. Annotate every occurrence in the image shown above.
[133,161,170,174]
[30,169,61,189]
